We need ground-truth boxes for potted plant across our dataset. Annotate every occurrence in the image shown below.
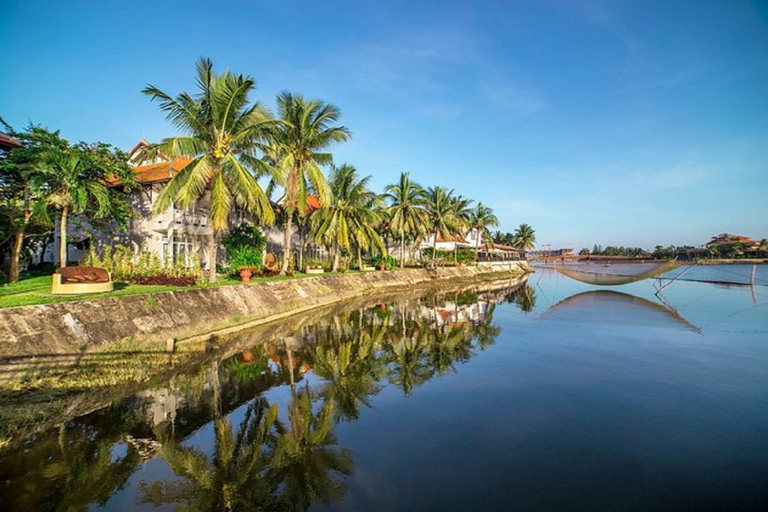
[227,245,262,283]
[223,223,266,282]
[239,265,256,283]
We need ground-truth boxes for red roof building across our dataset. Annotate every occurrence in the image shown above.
[0,131,22,151]
[705,233,758,247]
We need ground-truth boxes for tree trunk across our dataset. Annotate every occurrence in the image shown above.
[357,246,362,270]
[332,246,340,272]
[432,235,438,263]
[9,227,24,283]
[39,233,50,265]
[208,231,218,283]
[400,234,405,269]
[281,219,293,274]
[59,206,69,267]
[299,229,304,272]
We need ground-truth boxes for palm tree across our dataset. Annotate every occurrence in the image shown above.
[272,92,351,274]
[142,58,275,282]
[383,172,426,268]
[513,223,536,259]
[312,164,384,271]
[422,186,460,263]
[469,203,499,256]
[32,145,123,267]
[450,194,474,264]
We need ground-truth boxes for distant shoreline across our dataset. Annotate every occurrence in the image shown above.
[694,259,768,265]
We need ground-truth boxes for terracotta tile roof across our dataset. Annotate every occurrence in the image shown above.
[0,131,22,150]
[705,233,757,246]
[133,157,193,184]
[275,194,322,213]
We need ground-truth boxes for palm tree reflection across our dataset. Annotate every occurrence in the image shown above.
[130,283,525,511]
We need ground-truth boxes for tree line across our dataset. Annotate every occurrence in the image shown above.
[1,58,534,284]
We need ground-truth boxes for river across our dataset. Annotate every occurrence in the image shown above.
[1,266,766,511]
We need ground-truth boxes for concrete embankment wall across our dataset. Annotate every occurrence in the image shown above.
[0,265,528,358]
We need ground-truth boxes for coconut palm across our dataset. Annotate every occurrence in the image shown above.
[383,172,426,268]
[450,194,474,264]
[422,186,461,263]
[312,164,384,271]
[272,92,351,274]
[469,203,499,254]
[142,58,275,282]
[513,223,536,259]
[32,144,130,267]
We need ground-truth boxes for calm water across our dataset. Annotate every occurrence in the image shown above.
[1,266,767,511]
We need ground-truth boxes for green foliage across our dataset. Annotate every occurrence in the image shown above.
[221,223,266,273]
[82,244,203,283]
[421,248,477,264]
[221,223,267,254]
[226,245,262,272]
[371,255,398,270]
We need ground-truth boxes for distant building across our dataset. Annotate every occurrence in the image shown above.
[705,233,758,248]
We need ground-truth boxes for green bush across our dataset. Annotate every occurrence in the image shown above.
[371,255,398,270]
[82,244,203,283]
[421,248,477,265]
[221,223,266,275]
[227,245,262,272]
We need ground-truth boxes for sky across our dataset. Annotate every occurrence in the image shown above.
[2,0,767,250]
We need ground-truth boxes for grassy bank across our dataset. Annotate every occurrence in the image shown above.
[0,271,354,309]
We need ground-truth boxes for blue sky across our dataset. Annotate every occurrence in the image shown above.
[2,0,767,249]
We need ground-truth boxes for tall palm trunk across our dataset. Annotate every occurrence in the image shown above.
[400,234,405,269]
[208,231,219,283]
[59,206,69,267]
[281,218,293,274]
[332,246,340,272]
[9,227,24,283]
[298,228,305,272]
[432,235,437,263]
[357,246,363,271]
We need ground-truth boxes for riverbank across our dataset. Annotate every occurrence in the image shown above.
[0,264,529,359]
[0,271,529,449]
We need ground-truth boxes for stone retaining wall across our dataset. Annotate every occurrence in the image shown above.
[0,265,528,358]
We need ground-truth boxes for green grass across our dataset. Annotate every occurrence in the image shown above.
[0,271,352,309]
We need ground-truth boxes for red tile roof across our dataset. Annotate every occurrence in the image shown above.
[0,131,22,150]
[275,194,322,213]
[133,157,193,184]
[705,233,757,247]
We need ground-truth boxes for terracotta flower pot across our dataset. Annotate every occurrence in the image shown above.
[240,268,252,283]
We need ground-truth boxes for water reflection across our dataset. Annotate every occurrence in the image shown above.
[0,281,527,511]
[541,290,699,332]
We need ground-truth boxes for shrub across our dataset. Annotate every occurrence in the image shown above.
[222,223,266,274]
[133,274,198,286]
[422,248,477,265]
[82,243,203,284]
[371,255,398,270]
